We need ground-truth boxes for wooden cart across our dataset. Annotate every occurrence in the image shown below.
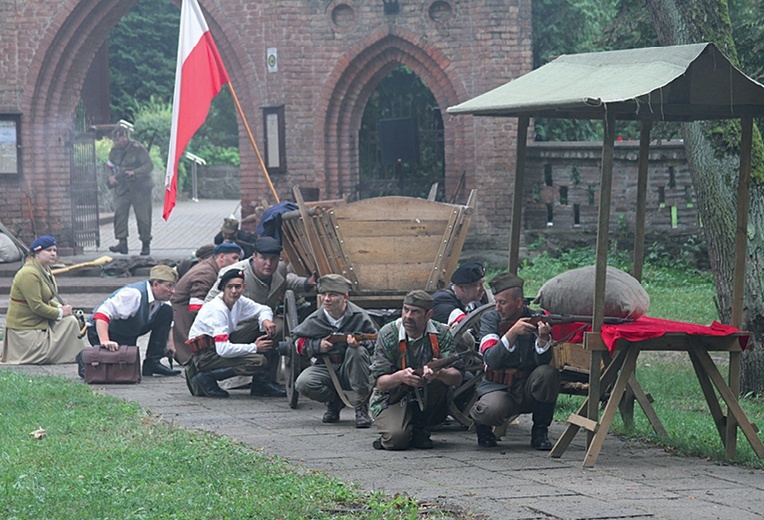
[279,187,478,413]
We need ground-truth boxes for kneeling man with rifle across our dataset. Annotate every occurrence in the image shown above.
[292,274,378,428]
[370,290,463,450]
[470,273,560,450]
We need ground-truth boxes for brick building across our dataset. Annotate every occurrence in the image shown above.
[0,0,698,253]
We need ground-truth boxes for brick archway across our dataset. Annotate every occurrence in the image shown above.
[317,26,469,201]
[17,0,252,245]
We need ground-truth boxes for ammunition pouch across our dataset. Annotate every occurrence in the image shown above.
[185,334,215,354]
[484,367,530,387]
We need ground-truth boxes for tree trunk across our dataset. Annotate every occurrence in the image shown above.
[644,0,764,393]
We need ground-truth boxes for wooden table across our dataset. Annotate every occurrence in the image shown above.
[550,330,764,467]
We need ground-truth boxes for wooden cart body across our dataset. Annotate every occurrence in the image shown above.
[281,189,476,308]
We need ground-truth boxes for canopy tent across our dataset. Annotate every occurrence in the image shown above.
[447,42,764,466]
[448,42,764,121]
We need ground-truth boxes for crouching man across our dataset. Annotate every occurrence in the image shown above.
[185,268,276,398]
[470,273,560,450]
[370,290,462,450]
[292,274,378,428]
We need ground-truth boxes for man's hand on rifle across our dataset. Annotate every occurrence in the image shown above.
[255,335,273,353]
[399,367,425,388]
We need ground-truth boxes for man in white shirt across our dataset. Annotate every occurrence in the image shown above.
[83,264,180,377]
[185,268,276,398]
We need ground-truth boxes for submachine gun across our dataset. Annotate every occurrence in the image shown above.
[388,350,468,407]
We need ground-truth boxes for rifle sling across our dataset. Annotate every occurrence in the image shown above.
[321,354,355,408]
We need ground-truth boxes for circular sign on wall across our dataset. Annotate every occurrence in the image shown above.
[267,47,278,72]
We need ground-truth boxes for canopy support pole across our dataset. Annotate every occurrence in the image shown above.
[508,116,529,274]
[632,121,652,282]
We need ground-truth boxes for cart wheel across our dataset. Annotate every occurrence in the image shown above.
[284,290,301,409]
[448,303,494,428]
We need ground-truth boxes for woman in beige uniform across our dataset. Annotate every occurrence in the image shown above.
[2,235,83,364]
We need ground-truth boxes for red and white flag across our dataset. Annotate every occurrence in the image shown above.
[163,0,229,220]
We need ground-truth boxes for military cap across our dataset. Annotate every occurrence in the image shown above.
[254,236,283,257]
[213,242,245,257]
[488,272,524,295]
[150,264,178,283]
[221,217,239,234]
[403,290,434,310]
[195,244,216,260]
[317,274,352,295]
[30,235,56,252]
[451,262,485,285]
[218,268,246,290]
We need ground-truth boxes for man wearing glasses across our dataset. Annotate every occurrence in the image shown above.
[83,264,180,377]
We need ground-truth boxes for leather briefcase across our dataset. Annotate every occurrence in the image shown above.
[80,345,141,384]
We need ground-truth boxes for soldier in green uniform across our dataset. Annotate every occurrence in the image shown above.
[107,126,154,256]
[370,290,462,450]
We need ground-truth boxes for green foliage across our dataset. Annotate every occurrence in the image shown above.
[108,0,180,121]
[0,371,424,519]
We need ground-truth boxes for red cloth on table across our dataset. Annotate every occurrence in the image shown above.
[552,316,749,354]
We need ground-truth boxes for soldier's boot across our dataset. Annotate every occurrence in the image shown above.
[192,367,237,398]
[354,402,372,428]
[140,241,151,256]
[323,398,345,423]
[249,370,286,397]
[109,238,128,255]
[530,425,553,450]
[411,425,433,449]
[476,423,498,448]
[142,356,181,377]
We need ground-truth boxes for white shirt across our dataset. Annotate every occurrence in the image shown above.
[188,294,273,358]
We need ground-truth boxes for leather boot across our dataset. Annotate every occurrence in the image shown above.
[249,371,286,397]
[109,238,128,255]
[192,367,237,398]
[411,425,433,449]
[140,241,151,256]
[476,423,498,448]
[531,425,553,450]
[322,399,345,423]
[142,357,181,376]
[354,402,372,428]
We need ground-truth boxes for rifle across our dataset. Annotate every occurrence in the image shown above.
[325,332,377,344]
[388,350,467,405]
[498,313,634,337]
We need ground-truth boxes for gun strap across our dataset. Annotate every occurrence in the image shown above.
[398,332,439,370]
[321,355,354,408]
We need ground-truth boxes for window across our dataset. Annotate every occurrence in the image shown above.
[0,114,21,175]
[262,105,286,173]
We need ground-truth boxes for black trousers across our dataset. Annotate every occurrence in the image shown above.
[87,304,172,361]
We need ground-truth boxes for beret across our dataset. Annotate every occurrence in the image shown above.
[403,289,434,310]
[218,268,246,291]
[221,217,239,234]
[451,262,485,285]
[318,274,352,294]
[150,264,178,283]
[254,236,283,256]
[30,235,56,252]
[488,272,524,295]
[213,242,245,257]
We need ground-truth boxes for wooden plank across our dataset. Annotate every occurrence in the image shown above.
[732,116,752,328]
[688,347,727,442]
[337,219,448,238]
[353,263,432,292]
[324,209,360,290]
[332,196,455,221]
[627,373,667,437]
[293,186,331,275]
[432,190,477,290]
[691,345,764,458]
[727,350,741,458]
[567,413,598,432]
[343,236,447,264]
[425,206,460,291]
[583,345,641,467]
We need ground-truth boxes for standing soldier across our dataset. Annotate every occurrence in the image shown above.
[107,126,154,256]
[292,274,378,428]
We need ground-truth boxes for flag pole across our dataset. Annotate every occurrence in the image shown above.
[227,83,280,204]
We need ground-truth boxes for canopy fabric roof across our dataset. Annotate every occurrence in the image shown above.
[447,43,764,121]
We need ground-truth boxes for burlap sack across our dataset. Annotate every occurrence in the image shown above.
[534,265,650,319]
[0,233,22,263]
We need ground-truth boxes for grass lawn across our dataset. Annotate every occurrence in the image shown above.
[0,370,443,520]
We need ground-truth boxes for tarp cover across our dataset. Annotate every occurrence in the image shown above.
[448,43,764,121]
